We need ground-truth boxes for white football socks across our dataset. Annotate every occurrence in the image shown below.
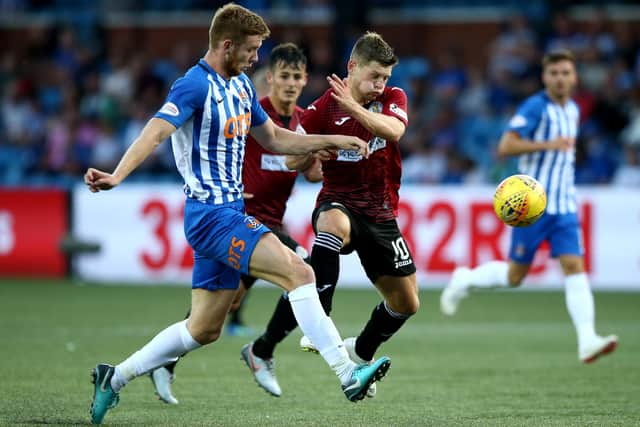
[468,260,510,288]
[288,283,355,384]
[565,273,597,346]
[111,319,201,392]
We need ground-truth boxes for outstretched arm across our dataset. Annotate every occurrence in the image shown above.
[497,131,574,157]
[85,117,176,192]
[250,118,368,157]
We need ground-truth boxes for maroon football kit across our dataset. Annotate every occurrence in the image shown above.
[300,86,415,281]
[300,86,408,223]
[242,96,304,229]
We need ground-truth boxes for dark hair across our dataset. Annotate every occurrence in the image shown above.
[269,43,307,70]
[542,49,575,69]
[350,31,398,67]
[209,3,270,48]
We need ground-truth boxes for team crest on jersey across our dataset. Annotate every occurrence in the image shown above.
[238,89,251,107]
[244,216,263,230]
[368,101,383,113]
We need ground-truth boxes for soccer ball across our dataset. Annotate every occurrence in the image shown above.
[493,174,547,227]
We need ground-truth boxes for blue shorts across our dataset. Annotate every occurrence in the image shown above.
[184,198,270,291]
[509,212,583,264]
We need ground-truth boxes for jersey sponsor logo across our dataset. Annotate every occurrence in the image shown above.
[260,154,294,172]
[336,136,386,162]
[227,236,245,270]
[389,103,407,121]
[158,102,180,117]
[307,105,317,110]
[509,114,527,128]
[335,116,350,126]
[244,216,263,230]
[223,112,251,139]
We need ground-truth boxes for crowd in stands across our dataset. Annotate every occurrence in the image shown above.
[1,5,640,187]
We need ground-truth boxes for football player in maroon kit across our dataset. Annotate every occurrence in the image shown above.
[150,42,325,403]
[242,32,417,398]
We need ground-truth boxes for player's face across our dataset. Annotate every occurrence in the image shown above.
[227,35,263,76]
[542,60,577,100]
[349,60,392,103]
[268,62,307,104]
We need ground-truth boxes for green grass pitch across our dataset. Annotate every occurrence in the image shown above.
[0,279,638,426]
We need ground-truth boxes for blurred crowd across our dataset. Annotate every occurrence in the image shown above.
[1,5,640,187]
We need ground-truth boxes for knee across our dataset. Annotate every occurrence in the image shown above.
[287,255,315,289]
[316,211,350,241]
[188,323,223,345]
[561,258,584,276]
[507,270,526,287]
[403,297,420,316]
[388,293,420,316]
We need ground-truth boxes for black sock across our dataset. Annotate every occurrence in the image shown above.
[356,301,411,361]
[310,232,342,314]
[252,293,299,359]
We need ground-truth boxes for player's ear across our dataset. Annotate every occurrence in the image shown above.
[347,59,357,74]
[222,39,233,52]
[266,70,273,85]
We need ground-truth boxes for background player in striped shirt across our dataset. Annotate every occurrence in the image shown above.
[149,42,324,403]
[84,5,390,424]
[440,50,618,364]
[241,32,419,398]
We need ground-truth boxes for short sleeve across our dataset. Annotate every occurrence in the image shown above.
[382,87,408,126]
[250,94,268,128]
[154,77,207,129]
[506,96,544,139]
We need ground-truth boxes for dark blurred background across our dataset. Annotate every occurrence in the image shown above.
[1,0,639,187]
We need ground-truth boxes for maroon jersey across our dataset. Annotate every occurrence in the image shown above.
[300,86,408,222]
[242,97,303,228]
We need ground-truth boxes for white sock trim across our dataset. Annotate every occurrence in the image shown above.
[287,283,316,301]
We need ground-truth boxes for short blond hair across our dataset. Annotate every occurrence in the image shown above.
[209,3,270,48]
[542,49,575,69]
[350,31,398,67]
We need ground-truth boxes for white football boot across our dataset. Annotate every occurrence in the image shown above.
[240,342,282,397]
[150,367,179,404]
[440,266,472,316]
[579,335,618,364]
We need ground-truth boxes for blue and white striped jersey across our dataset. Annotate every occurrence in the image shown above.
[506,90,580,215]
[155,59,269,204]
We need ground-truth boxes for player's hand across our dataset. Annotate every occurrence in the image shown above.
[84,168,120,192]
[327,74,359,112]
[313,149,335,161]
[333,135,369,158]
[243,192,254,199]
[548,137,574,152]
